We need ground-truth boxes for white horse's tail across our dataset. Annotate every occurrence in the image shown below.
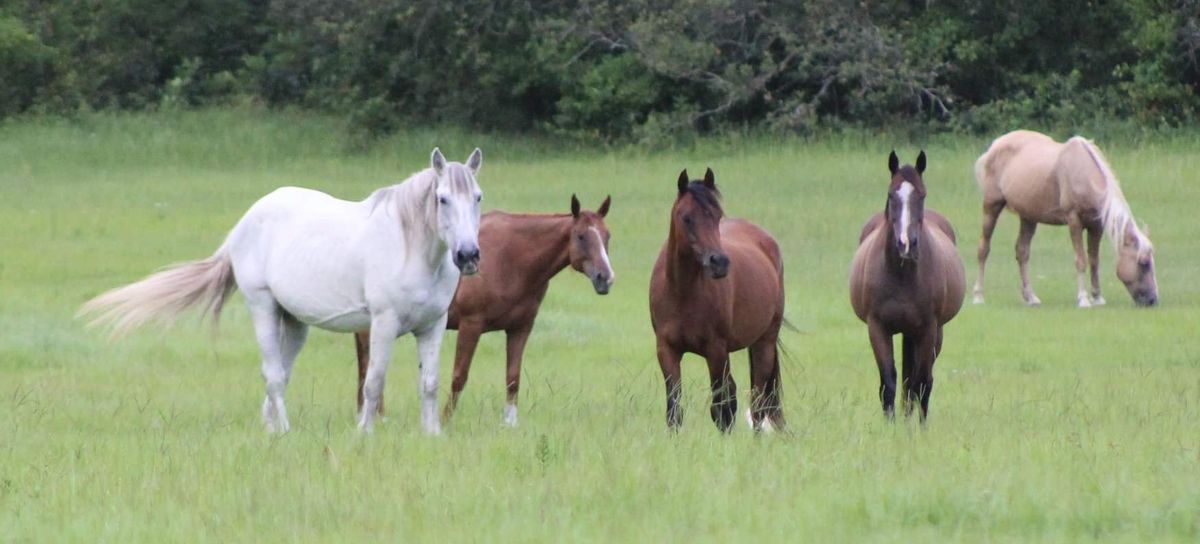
[79,245,236,337]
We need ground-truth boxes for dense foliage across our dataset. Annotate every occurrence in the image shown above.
[2,0,1198,139]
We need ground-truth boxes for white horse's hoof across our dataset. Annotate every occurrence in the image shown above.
[1077,296,1092,308]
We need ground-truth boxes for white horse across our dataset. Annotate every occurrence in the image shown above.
[80,148,484,434]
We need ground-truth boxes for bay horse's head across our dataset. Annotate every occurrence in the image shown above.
[673,168,729,279]
[431,147,484,275]
[1115,223,1158,306]
[886,150,928,262]
[568,194,615,295]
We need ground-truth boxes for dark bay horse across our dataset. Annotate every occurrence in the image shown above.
[649,168,786,432]
[354,195,614,426]
[850,151,964,420]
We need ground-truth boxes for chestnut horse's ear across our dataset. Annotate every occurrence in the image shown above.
[916,150,927,175]
[677,169,689,194]
[597,195,611,217]
[703,167,716,190]
[570,194,581,218]
[888,150,899,175]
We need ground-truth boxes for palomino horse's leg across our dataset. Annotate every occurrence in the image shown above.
[1086,227,1106,305]
[1068,216,1092,307]
[748,338,781,432]
[245,289,304,434]
[442,323,482,424]
[705,351,737,433]
[973,199,1006,304]
[413,314,448,435]
[1016,218,1041,306]
[867,319,897,419]
[502,325,533,427]
[359,313,400,432]
[354,331,383,416]
[655,339,683,429]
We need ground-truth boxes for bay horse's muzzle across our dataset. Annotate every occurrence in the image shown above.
[454,246,481,275]
[705,252,731,279]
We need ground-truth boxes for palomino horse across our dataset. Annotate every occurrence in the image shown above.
[649,168,786,432]
[353,195,614,427]
[850,151,964,421]
[79,148,485,434]
[973,130,1158,307]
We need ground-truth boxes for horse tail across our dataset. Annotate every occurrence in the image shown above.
[78,244,237,338]
[974,145,994,193]
[765,337,787,432]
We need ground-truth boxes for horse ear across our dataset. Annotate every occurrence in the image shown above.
[888,150,899,175]
[677,169,689,194]
[597,195,611,217]
[703,167,716,190]
[570,194,581,218]
[916,150,927,175]
[431,148,447,175]
[466,148,483,174]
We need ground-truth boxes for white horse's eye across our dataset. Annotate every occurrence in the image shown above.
[438,196,449,206]
[475,194,482,203]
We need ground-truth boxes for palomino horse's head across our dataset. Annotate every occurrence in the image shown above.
[1115,223,1158,306]
[886,150,928,262]
[568,194,615,295]
[431,147,484,275]
[672,168,729,279]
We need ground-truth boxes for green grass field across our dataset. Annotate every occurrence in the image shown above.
[1,109,1198,541]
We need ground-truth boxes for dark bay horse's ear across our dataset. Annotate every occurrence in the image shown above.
[888,150,899,175]
[432,147,447,175]
[916,150,927,175]
[597,195,611,217]
[570,194,581,218]
[677,169,689,194]
[466,148,483,174]
[703,167,716,190]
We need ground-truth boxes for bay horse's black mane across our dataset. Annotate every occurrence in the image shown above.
[683,181,723,216]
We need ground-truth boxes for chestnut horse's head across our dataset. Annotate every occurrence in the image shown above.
[886,150,928,262]
[672,168,729,279]
[568,194,615,294]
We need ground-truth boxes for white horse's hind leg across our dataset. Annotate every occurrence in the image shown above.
[359,313,400,432]
[246,290,302,434]
[415,315,448,435]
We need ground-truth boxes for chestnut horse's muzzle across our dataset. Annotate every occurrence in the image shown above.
[592,272,612,295]
[454,246,481,275]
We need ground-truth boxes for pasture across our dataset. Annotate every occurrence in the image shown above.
[1,110,1198,541]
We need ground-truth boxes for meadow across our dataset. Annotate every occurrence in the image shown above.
[1,109,1198,542]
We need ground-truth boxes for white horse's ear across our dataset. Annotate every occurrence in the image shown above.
[431,148,447,175]
[597,195,611,217]
[466,148,483,174]
[916,150,927,174]
[888,150,899,175]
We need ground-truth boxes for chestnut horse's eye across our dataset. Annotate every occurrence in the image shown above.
[577,234,586,242]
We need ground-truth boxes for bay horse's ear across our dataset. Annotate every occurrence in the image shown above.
[431,148,447,175]
[703,167,716,190]
[677,169,689,194]
[916,150,927,175]
[888,150,899,175]
[466,147,483,174]
[597,195,611,217]
[570,194,581,218]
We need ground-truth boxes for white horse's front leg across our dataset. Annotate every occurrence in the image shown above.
[415,314,448,435]
[359,313,400,432]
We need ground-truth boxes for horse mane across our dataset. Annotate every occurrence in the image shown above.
[368,168,439,239]
[1072,136,1151,255]
[683,181,723,216]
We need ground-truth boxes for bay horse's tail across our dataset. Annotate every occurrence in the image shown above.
[78,244,236,338]
[747,322,790,433]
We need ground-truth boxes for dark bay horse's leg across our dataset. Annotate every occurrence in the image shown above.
[1086,226,1106,305]
[705,350,737,433]
[904,326,939,423]
[442,323,482,424]
[656,339,684,429]
[355,331,383,415]
[1068,215,1092,307]
[1016,217,1041,306]
[901,334,916,417]
[503,325,533,427]
[867,319,897,419]
[973,199,1006,304]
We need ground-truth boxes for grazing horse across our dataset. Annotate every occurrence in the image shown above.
[352,195,614,427]
[973,130,1158,307]
[850,151,964,421]
[649,168,786,432]
[79,148,485,434]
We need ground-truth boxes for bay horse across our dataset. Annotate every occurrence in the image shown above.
[352,195,614,427]
[79,148,485,434]
[973,130,1158,307]
[850,151,964,421]
[649,168,786,433]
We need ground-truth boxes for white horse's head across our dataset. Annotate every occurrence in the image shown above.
[430,147,483,275]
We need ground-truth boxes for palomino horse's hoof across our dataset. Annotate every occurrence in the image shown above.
[1091,295,1106,306]
[972,293,985,304]
[1024,296,1042,307]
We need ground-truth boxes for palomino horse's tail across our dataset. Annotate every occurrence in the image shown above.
[78,245,236,338]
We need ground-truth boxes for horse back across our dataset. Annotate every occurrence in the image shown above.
[979,130,1068,224]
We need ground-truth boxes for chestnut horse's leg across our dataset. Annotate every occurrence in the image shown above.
[973,199,1006,304]
[354,331,382,415]
[1016,218,1041,306]
[502,325,532,427]
[1086,226,1106,305]
[1068,216,1092,307]
[656,339,683,429]
[705,351,737,433]
[867,318,897,419]
[442,323,482,424]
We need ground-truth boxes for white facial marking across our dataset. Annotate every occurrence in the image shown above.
[896,182,914,249]
[589,226,613,284]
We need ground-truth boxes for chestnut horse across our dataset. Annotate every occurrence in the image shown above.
[353,195,614,427]
[649,168,786,432]
[973,130,1158,307]
[850,151,964,421]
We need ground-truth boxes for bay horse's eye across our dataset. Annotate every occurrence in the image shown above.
[682,215,693,226]
[577,234,586,242]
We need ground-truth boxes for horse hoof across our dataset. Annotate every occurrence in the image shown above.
[1024,296,1042,307]
[1091,296,1106,306]
[972,293,985,304]
[1077,297,1092,308]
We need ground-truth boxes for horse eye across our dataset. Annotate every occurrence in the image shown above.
[475,194,482,203]
[683,215,693,225]
[438,196,449,205]
[577,234,586,241]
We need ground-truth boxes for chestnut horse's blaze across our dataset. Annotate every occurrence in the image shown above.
[649,168,787,432]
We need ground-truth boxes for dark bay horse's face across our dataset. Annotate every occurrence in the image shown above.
[673,168,729,279]
[886,151,928,262]
[1116,224,1158,306]
[568,194,615,295]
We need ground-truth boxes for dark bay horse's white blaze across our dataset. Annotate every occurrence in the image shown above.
[80,148,485,434]
[973,130,1158,307]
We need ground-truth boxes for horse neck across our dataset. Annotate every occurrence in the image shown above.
[504,214,573,288]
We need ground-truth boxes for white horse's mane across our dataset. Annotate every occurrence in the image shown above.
[1071,136,1152,256]
[368,168,439,238]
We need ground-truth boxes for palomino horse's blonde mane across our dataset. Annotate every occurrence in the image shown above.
[1071,137,1152,257]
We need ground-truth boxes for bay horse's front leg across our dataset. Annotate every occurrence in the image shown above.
[1068,216,1092,308]
[355,331,383,416]
[414,313,449,435]
[1086,226,1106,305]
[502,325,533,427]
[867,319,897,419]
[1016,218,1041,306]
[705,349,736,433]
[360,313,400,432]
[655,339,683,430]
[442,322,482,425]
